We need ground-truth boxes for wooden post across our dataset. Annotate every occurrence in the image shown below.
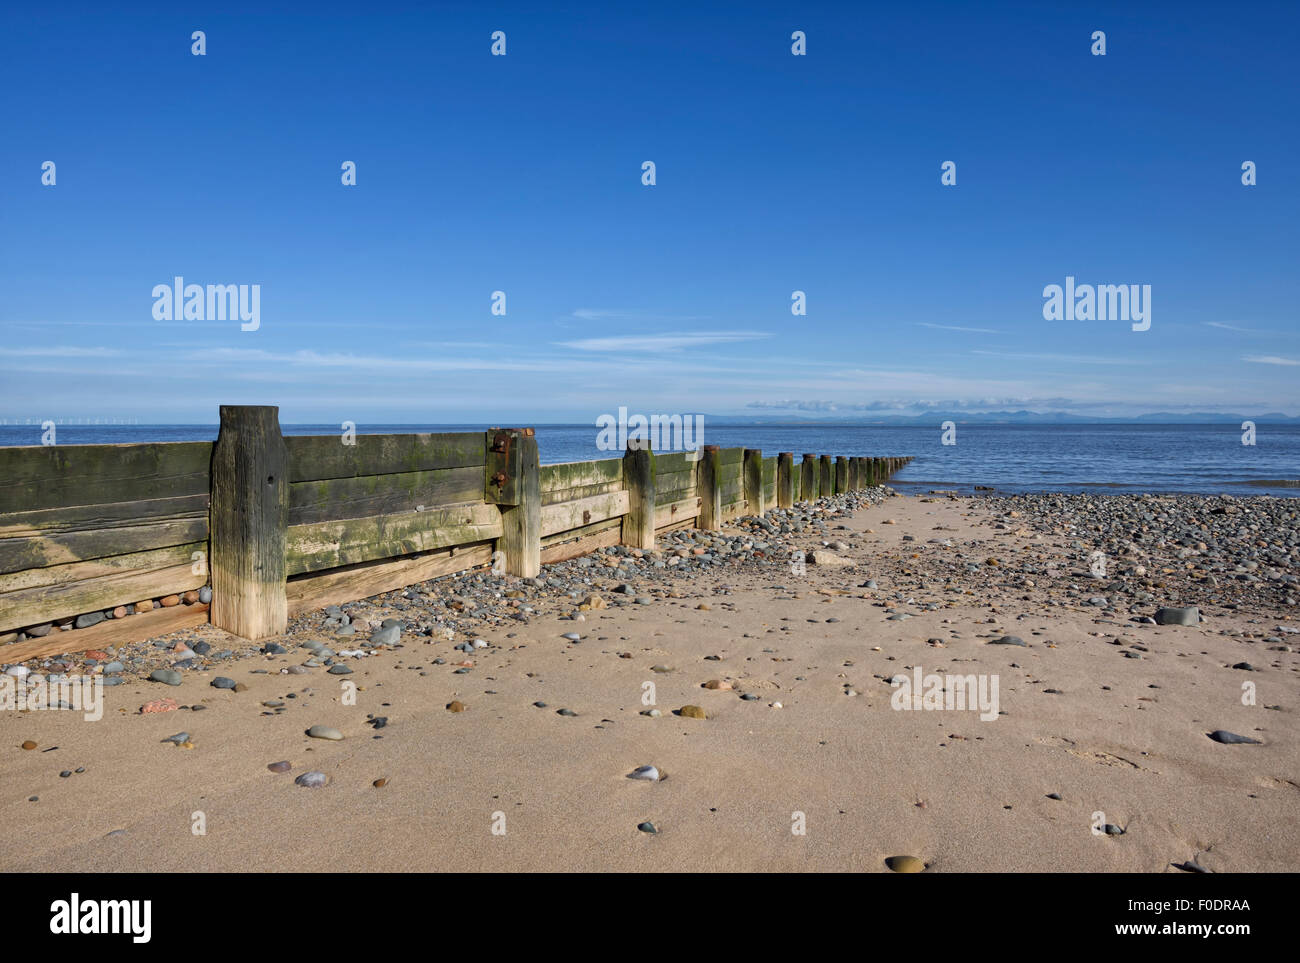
[846,456,858,492]
[210,405,288,640]
[743,448,764,516]
[776,452,794,509]
[819,455,832,498]
[622,439,655,550]
[834,456,848,494]
[800,454,816,501]
[488,428,540,577]
[697,445,722,530]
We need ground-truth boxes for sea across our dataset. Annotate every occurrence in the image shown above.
[1,423,1297,498]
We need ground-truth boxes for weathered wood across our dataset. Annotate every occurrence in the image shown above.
[654,496,701,530]
[210,406,289,640]
[846,456,858,491]
[484,427,533,506]
[654,468,697,504]
[800,454,817,501]
[0,492,210,538]
[621,444,655,550]
[718,447,744,466]
[835,456,848,495]
[540,490,629,539]
[819,455,833,498]
[284,432,484,483]
[539,458,623,494]
[743,449,764,516]
[497,430,540,577]
[0,602,209,662]
[288,465,482,526]
[541,479,623,507]
[0,516,208,575]
[777,452,794,509]
[286,502,503,575]
[0,541,205,597]
[696,446,722,531]
[0,561,205,633]
[541,522,622,564]
[0,441,212,514]
[285,541,494,616]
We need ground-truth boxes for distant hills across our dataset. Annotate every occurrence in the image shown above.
[698,410,1300,426]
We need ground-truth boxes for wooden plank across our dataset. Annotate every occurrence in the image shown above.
[540,523,622,564]
[819,455,833,498]
[0,541,205,596]
[540,479,624,507]
[0,517,207,575]
[0,493,210,538]
[0,603,209,663]
[497,431,540,577]
[744,448,765,517]
[210,406,289,641]
[835,456,848,495]
[697,447,721,531]
[288,465,483,526]
[0,561,206,633]
[286,502,503,576]
[654,451,700,473]
[718,447,744,466]
[799,454,816,499]
[285,432,485,483]
[541,515,622,548]
[655,495,701,530]
[621,444,655,551]
[286,541,494,616]
[540,490,629,538]
[0,442,211,514]
[539,458,622,494]
[655,514,698,535]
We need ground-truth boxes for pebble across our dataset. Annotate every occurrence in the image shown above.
[211,677,236,689]
[267,761,292,773]
[1155,606,1200,626]
[307,725,343,741]
[1207,729,1261,745]
[295,771,328,788]
[637,821,658,834]
[446,701,467,712]
[161,732,190,744]
[327,664,352,675]
[21,740,36,750]
[988,636,1026,647]
[370,625,400,646]
[150,669,182,686]
[628,765,661,781]
[678,705,707,719]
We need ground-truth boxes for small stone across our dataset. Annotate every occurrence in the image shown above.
[886,855,925,873]
[1155,606,1199,626]
[678,705,707,719]
[370,625,401,646]
[556,708,577,717]
[211,677,236,689]
[21,740,36,750]
[988,636,1026,647]
[373,777,388,788]
[327,664,352,675]
[150,669,182,686]
[702,679,732,690]
[267,761,292,773]
[295,771,328,788]
[1207,729,1261,745]
[198,586,213,604]
[446,701,467,712]
[637,821,658,834]
[159,595,180,607]
[307,725,343,741]
[628,765,660,781]
[162,732,190,744]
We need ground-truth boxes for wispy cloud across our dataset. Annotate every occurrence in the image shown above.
[0,345,123,358]
[971,349,1144,366]
[570,309,712,323]
[1243,354,1300,366]
[556,331,771,352]
[916,322,1000,334]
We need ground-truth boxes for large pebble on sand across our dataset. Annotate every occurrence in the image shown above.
[806,550,852,567]
[307,725,343,741]
[1207,729,1261,745]
[1156,606,1199,626]
[295,771,328,788]
[370,625,400,646]
[678,705,707,719]
[988,636,1026,647]
[628,765,661,781]
[150,669,182,686]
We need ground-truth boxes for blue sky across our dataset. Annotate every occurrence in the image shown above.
[1,0,1297,423]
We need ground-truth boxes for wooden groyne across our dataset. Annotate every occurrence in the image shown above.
[0,406,913,656]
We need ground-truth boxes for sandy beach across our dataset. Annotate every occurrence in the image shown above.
[2,488,1296,873]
